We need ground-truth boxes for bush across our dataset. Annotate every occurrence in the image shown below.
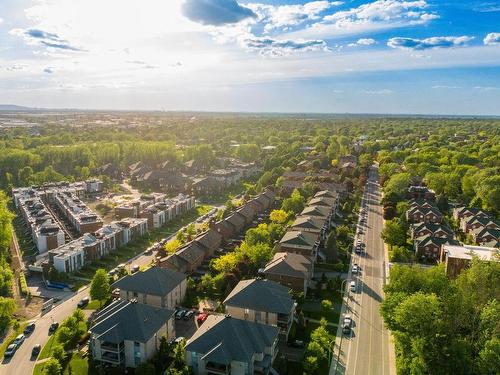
[19,272,29,296]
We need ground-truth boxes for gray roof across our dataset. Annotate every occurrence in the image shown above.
[292,216,325,231]
[300,205,330,218]
[113,266,185,296]
[223,279,293,314]
[90,300,174,343]
[279,230,318,248]
[263,252,312,279]
[186,315,279,364]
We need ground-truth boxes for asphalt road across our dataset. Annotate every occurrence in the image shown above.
[331,165,395,375]
[1,287,90,375]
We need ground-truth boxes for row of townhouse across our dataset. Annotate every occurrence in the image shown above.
[157,189,276,273]
[263,190,339,296]
[115,193,196,229]
[453,206,500,248]
[34,217,148,273]
[12,180,104,253]
[89,266,289,375]
[54,190,103,236]
[407,196,458,260]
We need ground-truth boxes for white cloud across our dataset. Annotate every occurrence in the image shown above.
[287,0,439,39]
[484,32,500,45]
[362,89,393,94]
[248,1,342,32]
[431,85,461,89]
[348,38,376,46]
[388,36,474,50]
[240,36,329,56]
[474,86,500,91]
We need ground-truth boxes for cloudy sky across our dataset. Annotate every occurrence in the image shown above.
[1,0,499,114]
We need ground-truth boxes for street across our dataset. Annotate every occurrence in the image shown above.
[331,165,395,375]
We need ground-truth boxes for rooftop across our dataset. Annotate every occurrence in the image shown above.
[113,266,185,297]
[442,245,499,261]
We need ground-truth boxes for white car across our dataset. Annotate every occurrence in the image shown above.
[352,264,359,274]
[350,281,357,292]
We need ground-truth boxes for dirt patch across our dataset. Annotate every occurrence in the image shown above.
[13,295,46,320]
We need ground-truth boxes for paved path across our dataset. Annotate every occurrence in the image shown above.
[330,165,396,375]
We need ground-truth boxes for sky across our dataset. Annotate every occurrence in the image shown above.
[0,0,499,115]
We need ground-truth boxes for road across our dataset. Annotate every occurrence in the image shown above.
[1,202,217,375]
[1,287,90,375]
[331,165,395,375]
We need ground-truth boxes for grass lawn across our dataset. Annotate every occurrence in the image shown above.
[0,322,28,358]
[34,353,89,375]
[38,321,87,360]
[84,299,108,310]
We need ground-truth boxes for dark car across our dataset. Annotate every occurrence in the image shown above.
[77,297,90,308]
[49,322,59,333]
[24,323,36,335]
[32,344,41,358]
[4,344,17,358]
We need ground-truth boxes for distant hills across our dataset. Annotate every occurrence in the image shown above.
[0,104,34,111]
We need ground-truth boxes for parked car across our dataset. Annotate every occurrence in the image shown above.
[350,281,357,292]
[49,322,59,333]
[184,310,194,320]
[13,334,25,346]
[144,247,153,255]
[24,323,36,335]
[131,264,140,273]
[4,344,17,358]
[352,264,359,274]
[174,336,185,344]
[175,310,186,320]
[77,297,90,308]
[31,344,41,358]
[197,313,208,324]
[343,315,352,334]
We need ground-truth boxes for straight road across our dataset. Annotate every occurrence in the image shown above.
[331,165,395,375]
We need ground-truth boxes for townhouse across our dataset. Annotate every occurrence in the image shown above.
[408,186,436,201]
[452,206,489,222]
[414,235,460,260]
[406,205,443,224]
[471,227,500,247]
[262,252,313,296]
[54,190,103,235]
[185,315,279,375]
[113,266,187,309]
[411,222,454,240]
[291,216,328,243]
[223,279,295,341]
[89,300,175,368]
[460,215,499,234]
[278,230,320,261]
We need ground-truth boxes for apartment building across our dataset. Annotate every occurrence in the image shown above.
[262,252,313,296]
[440,244,499,278]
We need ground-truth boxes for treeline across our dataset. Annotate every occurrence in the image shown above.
[381,260,500,374]
[0,192,16,332]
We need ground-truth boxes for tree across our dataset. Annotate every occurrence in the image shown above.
[324,231,338,263]
[384,173,411,198]
[304,355,319,374]
[43,358,62,375]
[165,239,181,254]
[381,219,408,248]
[90,268,110,305]
[269,209,289,224]
[436,194,449,213]
[52,344,66,363]
[245,224,271,246]
[281,189,305,214]
[321,299,333,315]
[0,297,16,330]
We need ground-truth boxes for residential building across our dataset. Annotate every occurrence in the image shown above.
[291,216,328,242]
[223,279,295,341]
[113,267,186,309]
[460,215,499,234]
[411,222,453,239]
[408,186,436,201]
[406,206,443,224]
[471,227,500,247]
[414,236,459,260]
[300,205,333,228]
[89,300,175,368]
[452,206,489,222]
[54,190,103,235]
[440,244,499,278]
[278,230,319,261]
[262,252,313,295]
[185,315,279,375]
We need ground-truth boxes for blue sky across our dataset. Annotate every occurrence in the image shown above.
[0,0,499,114]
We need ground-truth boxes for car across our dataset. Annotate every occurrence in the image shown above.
[24,323,36,335]
[175,310,186,320]
[343,315,352,334]
[107,269,116,277]
[288,339,305,348]
[116,263,126,270]
[131,264,140,273]
[184,310,194,320]
[350,281,357,292]
[49,322,59,333]
[4,343,17,358]
[144,247,153,255]
[197,313,208,324]
[352,264,359,274]
[13,334,25,346]
[31,344,41,358]
[355,245,361,254]
[77,297,90,308]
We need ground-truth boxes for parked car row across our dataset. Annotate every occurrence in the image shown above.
[4,325,42,360]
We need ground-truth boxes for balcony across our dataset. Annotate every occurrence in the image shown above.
[100,341,124,352]
[206,362,230,375]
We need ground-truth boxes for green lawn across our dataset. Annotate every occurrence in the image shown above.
[65,353,88,375]
[38,331,59,360]
[84,299,106,310]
